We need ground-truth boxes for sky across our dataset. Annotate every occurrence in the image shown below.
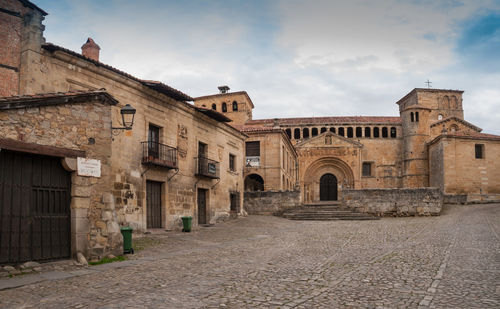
[36,0,500,134]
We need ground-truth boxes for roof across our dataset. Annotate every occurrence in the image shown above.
[42,43,193,102]
[232,124,284,133]
[194,107,232,122]
[194,91,255,108]
[428,131,500,145]
[247,116,402,126]
[0,90,118,110]
[19,0,48,15]
[430,116,482,132]
[396,88,464,105]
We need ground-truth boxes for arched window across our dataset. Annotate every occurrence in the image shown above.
[338,127,345,136]
[415,112,419,122]
[442,96,450,109]
[347,127,353,138]
[330,127,336,133]
[285,128,291,139]
[390,127,397,138]
[222,102,227,112]
[211,103,216,110]
[320,127,327,133]
[312,127,318,137]
[373,127,380,138]
[364,127,371,138]
[303,128,310,138]
[356,127,362,138]
[410,112,414,122]
[232,101,238,111]
[382,127,388,138]
[451,96,458,109]
[438,114,443,120]
[294,128,300,139]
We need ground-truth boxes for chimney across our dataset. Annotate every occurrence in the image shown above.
[81,37,101,61]
[218,85,230,94]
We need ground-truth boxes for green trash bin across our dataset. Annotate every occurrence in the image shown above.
[120,226,134,254]
[181,216,192,232]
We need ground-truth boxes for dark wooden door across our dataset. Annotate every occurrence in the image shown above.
[0,150,71,264]
[148,125,160,158]
[197,188,207,225]
[320,173,338,201]
[146,181,162,228]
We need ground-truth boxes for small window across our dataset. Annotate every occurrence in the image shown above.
[364,127,371,138]
[245,141,260,157]
[329,127,336,133]
[390,127,397,138]
[294,128,300,139]
[222,102,227,112]
[320,127,327,133]
[232,101,238,111]
[285,128,291,139]
[382,127,388,138]
[356,127,362,138]
[312,127,318,137]
[438,114,443,120]
[415,112,419,122]
[475,144,484,159]
[411,112,414,122]
[338,127,345,136]
[373,127,380,138]
[347,127,353,138]
[229,154,236,171]
[303,128,309,138]
[362,162,372,177]
[211,103,217,110]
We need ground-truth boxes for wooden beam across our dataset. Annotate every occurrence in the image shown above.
[0,138,85,158]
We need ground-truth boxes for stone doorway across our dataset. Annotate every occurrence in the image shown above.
[320,173,338,201]
[197,188,208,225]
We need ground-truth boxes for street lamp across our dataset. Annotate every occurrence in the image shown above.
[112,104,136,137]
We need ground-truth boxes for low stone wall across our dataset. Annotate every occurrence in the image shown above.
[443,194,467,204]
[244,191,301,215]
[343,188,442,216]
[465,194,500,204]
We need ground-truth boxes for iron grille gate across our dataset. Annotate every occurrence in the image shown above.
[0,150,71,264]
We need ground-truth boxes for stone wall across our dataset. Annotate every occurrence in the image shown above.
[343,188,442,216]
[244,191,301,215]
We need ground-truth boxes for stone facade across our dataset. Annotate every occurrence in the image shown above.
[343,188,442,216]
[244,191,301,215]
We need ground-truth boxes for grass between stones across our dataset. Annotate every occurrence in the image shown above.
[89,255,127,266]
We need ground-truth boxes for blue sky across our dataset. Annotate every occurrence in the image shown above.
[36,0,500,134]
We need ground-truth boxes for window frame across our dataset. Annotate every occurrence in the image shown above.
[362,162,373,177]
[475,144,484,159]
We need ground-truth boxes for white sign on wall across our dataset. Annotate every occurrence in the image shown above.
[77,157,101,178]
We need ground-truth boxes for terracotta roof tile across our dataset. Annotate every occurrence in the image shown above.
[247,116,401,126]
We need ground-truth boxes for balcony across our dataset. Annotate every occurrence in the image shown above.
[195,156,220,179]
[141,141,177,169]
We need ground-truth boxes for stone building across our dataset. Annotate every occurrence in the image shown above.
[0,0,246,264]
[197,86,500,207]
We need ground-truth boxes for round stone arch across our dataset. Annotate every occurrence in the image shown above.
[302,157,354,203]
[244,173,265,191]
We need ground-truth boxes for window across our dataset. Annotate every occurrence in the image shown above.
[330,127,336,133]
[373,127,380,138]
[362,162,372,177]
[390,127,397,138]
[294,128,300,139]
[475,144,484,159]
[347,127,353,138]
[365,127,371,138]
[415,112,419,122]
[356,127,362,138]
[382,127,388,138]
[321,127,327,133]
[411,112,414,122]
[211,104,216,110]
[148,124,161,158]
[245,141,260,156]
[285,128,291,139]
[222,102,227,112]
[230,192,240,212]
[303,128,309,138]
[438,114,443,120]
[312,127,318,137]
[198,142,207,158]
[229,154,236,171]
[338,127,345,136]
[232,101,238,111]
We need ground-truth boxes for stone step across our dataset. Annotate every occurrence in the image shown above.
[288,216,379,221]
[281,204,380,221]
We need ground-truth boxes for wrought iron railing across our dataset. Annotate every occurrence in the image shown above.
[141,141,177,169]
[195,156,220,179]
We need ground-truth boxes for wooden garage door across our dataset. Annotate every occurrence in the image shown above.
[0,150,71,264]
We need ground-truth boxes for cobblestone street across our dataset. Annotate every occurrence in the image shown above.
[1,203,499,308]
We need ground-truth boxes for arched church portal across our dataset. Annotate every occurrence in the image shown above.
[320,173,338,201]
